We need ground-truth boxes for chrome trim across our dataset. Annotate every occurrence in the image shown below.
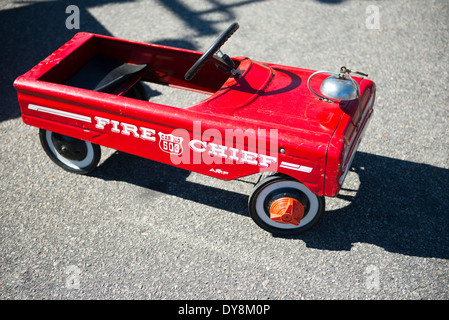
[338,88,375,185]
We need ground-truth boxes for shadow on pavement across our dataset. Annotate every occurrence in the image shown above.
[155,0,263,36]
[93,151,250,222]
[2,0,263,123]
[93,150,448,259]
[0,0,134,122]
[300,152,448,259]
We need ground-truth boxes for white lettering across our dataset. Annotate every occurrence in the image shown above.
[188,139,277,168]
[94,116,156,142]
[65,5,80,30]
[120,122,140,138]
[208,143,228,159]
[110,120,120,133]
[92,116,279,170]
[240,150,259,165]
[94,116,110,129]
[139,127,156,141]
[227,147,239,161]
[366,5,380,30]
[222,304,270,315]
[258,154,277,168]
[189,139,207,152]
[178,304,212,317]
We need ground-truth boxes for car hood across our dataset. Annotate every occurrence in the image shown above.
[189,57,360,136]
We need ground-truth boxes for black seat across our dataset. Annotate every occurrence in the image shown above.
[65,55,147,93]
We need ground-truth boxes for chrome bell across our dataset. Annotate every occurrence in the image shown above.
[307,66,367,103]
[320,75,358,101]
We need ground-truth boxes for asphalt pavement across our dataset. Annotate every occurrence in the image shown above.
[1,0,448,300]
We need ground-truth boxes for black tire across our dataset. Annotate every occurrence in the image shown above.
[39,129,101,175]
[248,175,325,236]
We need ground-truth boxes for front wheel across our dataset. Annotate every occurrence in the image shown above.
[39,129,101,175]
[248,175,325,236]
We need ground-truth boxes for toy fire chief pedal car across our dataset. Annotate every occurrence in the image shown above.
[14,23,375,235]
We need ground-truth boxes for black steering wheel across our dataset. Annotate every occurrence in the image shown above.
[185,22,239,81]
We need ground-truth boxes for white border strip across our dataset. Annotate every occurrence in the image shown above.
[280,161,313,173]
[338,115,372,185]
[28,104,91,123]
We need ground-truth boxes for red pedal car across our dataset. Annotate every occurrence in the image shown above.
[14,23,375,235]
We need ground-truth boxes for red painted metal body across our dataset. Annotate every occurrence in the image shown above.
[14,32,375,197]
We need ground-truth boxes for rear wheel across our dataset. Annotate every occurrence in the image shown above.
[248,175,324,235]
[39,129,101,175]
